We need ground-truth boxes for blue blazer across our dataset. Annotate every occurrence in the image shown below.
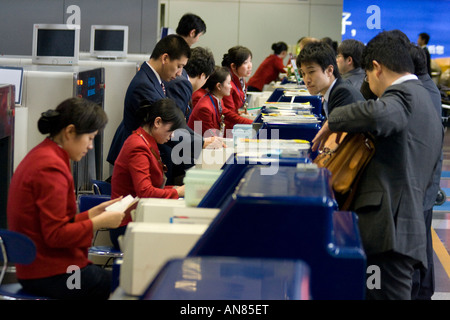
[107,62,165,165]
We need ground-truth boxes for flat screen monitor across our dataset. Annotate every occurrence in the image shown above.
[32,24,80,65]
[90,25,128,59]
[0,66,24,105]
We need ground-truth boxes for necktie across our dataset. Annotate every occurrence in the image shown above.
[161,82,166,96]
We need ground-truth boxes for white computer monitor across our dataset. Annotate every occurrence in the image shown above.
[0,66,24,105]
[90,25,128,59]
[32,24,80,65]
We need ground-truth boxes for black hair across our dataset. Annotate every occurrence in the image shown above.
[390,29,410,45]
[321,37,338,54]
[222,46,252,69]
[183,47,215,78]
[337,39,365,69]
[38,97,107,137]
[362,30,414,73]
[419,32,430,44]
[150,34,191,61]
[176,13,206,37]
[136,98,185,131]
[204,66,230,92]
[271,42,288,55]
[297,41,340,78]
[410,44,428,76]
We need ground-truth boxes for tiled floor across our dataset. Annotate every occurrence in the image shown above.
[431,128,450,299]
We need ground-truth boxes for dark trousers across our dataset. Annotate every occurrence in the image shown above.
[19,264,111,300]
[365,251,418,300]
[109,224,127,251]
[411,208,435,299]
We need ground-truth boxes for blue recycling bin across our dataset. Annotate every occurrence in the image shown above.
[140,256,310,300]
[189,165,366,300]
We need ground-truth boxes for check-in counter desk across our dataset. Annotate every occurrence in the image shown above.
[118,198,220,296]
[189,165,367,300]
[140,257,311,300]
[198,153,311,210]
[253,88,323,143]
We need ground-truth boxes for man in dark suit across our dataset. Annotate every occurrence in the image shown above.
[418,32,432,76]
[164,46,215,183]
[107,34,191,166]
[336,39,366,91]
[176,13,207,47]
[409,43,443,300]
[296,41,365,119]
[312,31,443,300]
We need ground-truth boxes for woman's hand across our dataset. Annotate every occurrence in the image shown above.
[88,196,123,219]
[203,136,226,149]
[91,211,125,231]
[175,185,185,197]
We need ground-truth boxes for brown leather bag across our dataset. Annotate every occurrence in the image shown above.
[313,132,375,209]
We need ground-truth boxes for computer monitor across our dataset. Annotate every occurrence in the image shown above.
[90,25,128,59]
[0,66,24,105]
[32,24,80,65]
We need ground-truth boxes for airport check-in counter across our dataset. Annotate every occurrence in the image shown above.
[188,165,367,300]
[197,140,312,209]
[140,257,311,300]
[253,87,323,143]
[265,87,323,116]
[118,198,221,296]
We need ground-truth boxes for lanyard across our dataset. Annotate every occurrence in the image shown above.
[207,94,225,134]
[232,77,247,107]
[208,94,222,124]
[136,131,168,173]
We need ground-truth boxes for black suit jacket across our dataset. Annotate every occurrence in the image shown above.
[328,78,443,267]
[107,62,165,165]
[327,77,365,116]
[423,46,432,76]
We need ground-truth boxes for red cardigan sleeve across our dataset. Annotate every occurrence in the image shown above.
[127,143,179,199]
[222,89,253,130]
[34,166,93,249]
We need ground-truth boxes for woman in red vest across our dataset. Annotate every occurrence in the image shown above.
[247,42,288,92]
[110,98,186,249]
[221,46,254,136]
[188,66,231,137]
[7,98,125,299]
